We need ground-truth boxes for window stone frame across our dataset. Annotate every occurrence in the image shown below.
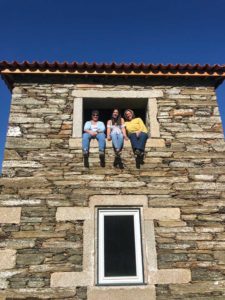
[51,195,191,300]
[72,89,161,139]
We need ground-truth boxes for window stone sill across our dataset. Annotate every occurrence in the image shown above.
[69,138,165,149]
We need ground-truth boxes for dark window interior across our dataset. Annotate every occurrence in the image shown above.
[104,215,136,277]
[83,98,148,128]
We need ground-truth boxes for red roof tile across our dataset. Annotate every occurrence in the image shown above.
[1,61,225,75]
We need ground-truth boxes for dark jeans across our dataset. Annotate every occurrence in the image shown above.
[128,132,148,152]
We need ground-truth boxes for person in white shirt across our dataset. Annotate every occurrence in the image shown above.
[82,110,106,158]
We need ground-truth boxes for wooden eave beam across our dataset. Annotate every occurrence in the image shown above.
[1,69,225,77]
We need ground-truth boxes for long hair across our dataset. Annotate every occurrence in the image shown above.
[111,109,122,126]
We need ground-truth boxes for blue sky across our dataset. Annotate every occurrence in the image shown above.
[1,0,225,171]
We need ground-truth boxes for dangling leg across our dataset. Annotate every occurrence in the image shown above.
[136,132,148,165]
[96,133,106,167]
[82,133,92,156]
[82,133,92,167]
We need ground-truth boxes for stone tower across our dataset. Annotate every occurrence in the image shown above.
[0,61,225,299]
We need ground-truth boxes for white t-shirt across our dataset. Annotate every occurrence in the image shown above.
[90,124,98,132]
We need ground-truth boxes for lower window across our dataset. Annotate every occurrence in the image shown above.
[98,208,144,285]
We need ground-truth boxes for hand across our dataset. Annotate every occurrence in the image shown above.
[124,135,129,141]
[90,131,97,136]
[107,136,111,141]
[136,131,141,137]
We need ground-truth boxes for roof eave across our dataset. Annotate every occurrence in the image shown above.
[1,69,225,91]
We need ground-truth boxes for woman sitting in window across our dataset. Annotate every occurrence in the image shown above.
[107,108,128,156]
[124,109,148,160]
[82,110,106,158]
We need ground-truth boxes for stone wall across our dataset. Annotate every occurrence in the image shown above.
[0,79,225,299]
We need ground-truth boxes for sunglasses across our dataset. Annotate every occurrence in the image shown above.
[92,114,99,117]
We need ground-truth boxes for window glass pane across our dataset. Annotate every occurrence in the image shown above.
[104,215,136,277]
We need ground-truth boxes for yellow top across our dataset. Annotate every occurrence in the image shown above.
[125,118,148,134]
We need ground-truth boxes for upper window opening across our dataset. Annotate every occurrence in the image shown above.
[83,98,148,128]
[98,208,144,285]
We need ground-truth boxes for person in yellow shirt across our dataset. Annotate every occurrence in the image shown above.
[124,109,148,159]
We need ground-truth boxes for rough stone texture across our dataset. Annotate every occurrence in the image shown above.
[6,138,50,149]
[2,161,43,168]
[0,79,225,299]
[0,287,86,299]
[7,126,22,137]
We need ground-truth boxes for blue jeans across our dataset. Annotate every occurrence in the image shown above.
[128,132,148,152]
[82,133,106,152]
[111,133,123,150]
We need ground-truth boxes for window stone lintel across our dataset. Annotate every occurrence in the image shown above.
[55,206,181,222]
[72,89,163,98]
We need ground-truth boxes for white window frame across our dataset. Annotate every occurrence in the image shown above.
[98,208,144,285]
